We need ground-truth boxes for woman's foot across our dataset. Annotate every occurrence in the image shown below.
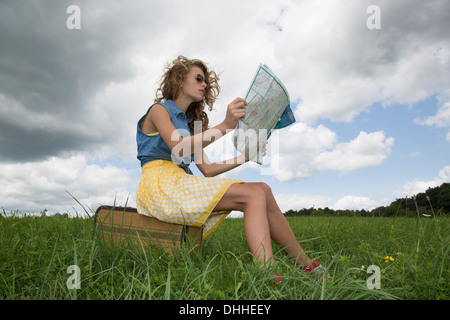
[300,259,326,276]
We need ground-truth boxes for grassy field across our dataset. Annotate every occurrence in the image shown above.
[0,213,448,300]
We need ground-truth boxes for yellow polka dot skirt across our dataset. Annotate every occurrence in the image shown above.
[136,160,244,239]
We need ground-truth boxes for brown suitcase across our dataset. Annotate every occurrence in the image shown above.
[94,205,203,256]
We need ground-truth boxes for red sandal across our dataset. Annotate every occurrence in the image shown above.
[300,259,326,276]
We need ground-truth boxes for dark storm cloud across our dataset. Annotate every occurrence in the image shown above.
[0,116,86,160]
[0,0,138,162]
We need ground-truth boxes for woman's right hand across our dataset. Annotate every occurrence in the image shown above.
[223,97,247,129]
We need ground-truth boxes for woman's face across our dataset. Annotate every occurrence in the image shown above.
[180,66,207,103]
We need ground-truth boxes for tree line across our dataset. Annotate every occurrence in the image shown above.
[284,183,450,217]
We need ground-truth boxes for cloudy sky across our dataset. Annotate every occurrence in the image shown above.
[1,0,449,216]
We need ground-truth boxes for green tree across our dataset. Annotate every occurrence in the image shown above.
[437,183,450,213]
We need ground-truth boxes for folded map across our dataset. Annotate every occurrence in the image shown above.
[232,64,295,164]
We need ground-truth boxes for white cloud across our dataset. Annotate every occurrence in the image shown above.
[332,195,389,211]
[274,193,333,212]
[313,130,395,174]
[274,193,388,212]
[393,165,450,198]
[405,151,421,158]
[265,126,394,182]
[268,123,337,181]
[0,155,137,214]
[415,101,450,128]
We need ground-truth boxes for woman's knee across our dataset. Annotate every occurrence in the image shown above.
[240,184,267,210]
[213,183,265,212]
[240,184,264,201]
[254,182,282,215]
[254,184,268,200]
[253,182,272,198]
[241,183,273,207]
[215,183,272,212]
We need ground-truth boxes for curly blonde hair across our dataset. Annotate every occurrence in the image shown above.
[154,56,221,133]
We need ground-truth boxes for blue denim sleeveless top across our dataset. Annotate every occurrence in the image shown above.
[136,100,194,174]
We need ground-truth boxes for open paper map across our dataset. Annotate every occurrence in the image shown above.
[232,64,295,164]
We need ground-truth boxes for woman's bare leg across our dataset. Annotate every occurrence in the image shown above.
[255,183,312,266]
[213,183,312,268]
[213,183,274,266]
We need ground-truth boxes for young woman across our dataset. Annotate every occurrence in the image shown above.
[136,56,323,275]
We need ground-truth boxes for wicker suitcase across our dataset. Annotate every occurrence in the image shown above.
[94,205,203,255]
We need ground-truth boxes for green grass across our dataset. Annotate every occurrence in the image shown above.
[0,213,448,300]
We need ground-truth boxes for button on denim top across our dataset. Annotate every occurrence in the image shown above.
[137,99,194,174]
